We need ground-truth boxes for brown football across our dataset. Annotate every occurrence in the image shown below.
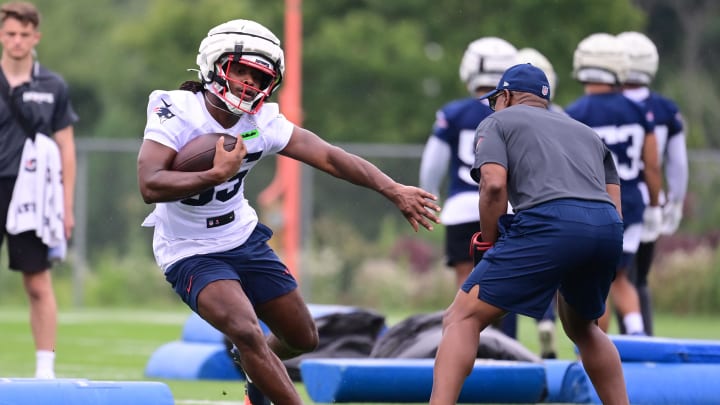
[171,133,237,172]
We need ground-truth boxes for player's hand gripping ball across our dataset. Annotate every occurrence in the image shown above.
[171,132,238,172]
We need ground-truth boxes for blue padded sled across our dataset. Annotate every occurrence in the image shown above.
[584,362,720,404]
[542,360,592,404]
[611,335,720,363]
[0,379,173,405]
[300,358,546,403]
[144,340,243,380]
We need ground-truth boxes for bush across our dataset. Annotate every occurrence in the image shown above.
[651,244,720,314]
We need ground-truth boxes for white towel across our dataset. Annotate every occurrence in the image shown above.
[6,133,66,259]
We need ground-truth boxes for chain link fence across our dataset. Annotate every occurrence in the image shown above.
[20,139,719,308]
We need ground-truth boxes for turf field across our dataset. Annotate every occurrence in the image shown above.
[0,306,718,404]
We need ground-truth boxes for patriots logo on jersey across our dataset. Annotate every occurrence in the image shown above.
[152,98,176,123]
[23,158,37,172]
[646,110,655,123]
[434,110,448,129]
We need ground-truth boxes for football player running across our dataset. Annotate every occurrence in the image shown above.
[616,31,688,336]
[137,19,440,405]
[565,33,662,336]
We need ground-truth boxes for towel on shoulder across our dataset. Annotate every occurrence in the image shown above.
[6,132,66,260]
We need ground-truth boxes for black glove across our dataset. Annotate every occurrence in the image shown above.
[469,231,493,266]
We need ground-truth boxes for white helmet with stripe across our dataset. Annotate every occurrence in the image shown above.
[197,19,284,115]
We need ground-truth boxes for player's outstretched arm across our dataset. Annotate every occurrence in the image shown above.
[280,126,441,231]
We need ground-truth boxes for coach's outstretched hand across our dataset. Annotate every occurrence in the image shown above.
[385,184,441,232]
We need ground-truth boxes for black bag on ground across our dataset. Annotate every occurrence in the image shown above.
[369,310,541,362]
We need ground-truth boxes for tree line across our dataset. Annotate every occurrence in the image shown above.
[31,0,719,148]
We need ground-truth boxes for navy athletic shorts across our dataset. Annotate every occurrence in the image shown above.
[462,199,623,320]
[164,223,298,313]
[445,221,480,266]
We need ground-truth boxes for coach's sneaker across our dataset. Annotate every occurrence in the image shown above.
[244,380,271,405]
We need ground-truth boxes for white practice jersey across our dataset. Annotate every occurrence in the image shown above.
[142,90,294,271]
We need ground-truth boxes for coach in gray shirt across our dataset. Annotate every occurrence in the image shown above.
[430,64,629,405]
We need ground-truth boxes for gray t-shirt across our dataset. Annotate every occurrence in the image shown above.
[471,104,619,212]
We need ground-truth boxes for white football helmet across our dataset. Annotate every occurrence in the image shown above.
[197,19,285,115]
[459,37,517,94]
[617,31,659,85]
[517,48,556,100]
[572,33,628,85]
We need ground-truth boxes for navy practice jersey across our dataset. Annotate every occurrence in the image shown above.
[626,88,687,206]
[566,92,654,225]
[634,91,683,165]
[419,97,493,225]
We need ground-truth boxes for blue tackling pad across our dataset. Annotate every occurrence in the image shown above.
[0,378,174,405]
[584,362,720,404]
[542,360,593,404]
[611,334,720,363]
[144,340,243,380]
[300,358,547,403]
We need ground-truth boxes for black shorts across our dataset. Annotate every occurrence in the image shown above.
[0,177,50,272]
[444,221,480,267]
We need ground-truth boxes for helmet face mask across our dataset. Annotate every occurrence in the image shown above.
[197,19,285,115]
[211,54,278,115]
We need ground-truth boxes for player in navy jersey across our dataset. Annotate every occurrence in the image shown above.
[0,1,78,379]
[137,19,440,405]
[617,31,688,336]
[420,37,517,289]
[566,33,662,335]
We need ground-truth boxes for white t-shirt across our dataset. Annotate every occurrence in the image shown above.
[142,90,294,271]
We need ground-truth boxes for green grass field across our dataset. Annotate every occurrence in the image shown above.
[0,306,718,404]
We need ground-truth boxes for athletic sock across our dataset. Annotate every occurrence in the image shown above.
[623,312,645,335]
[537,320,557,358]
[35,350,55,379]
